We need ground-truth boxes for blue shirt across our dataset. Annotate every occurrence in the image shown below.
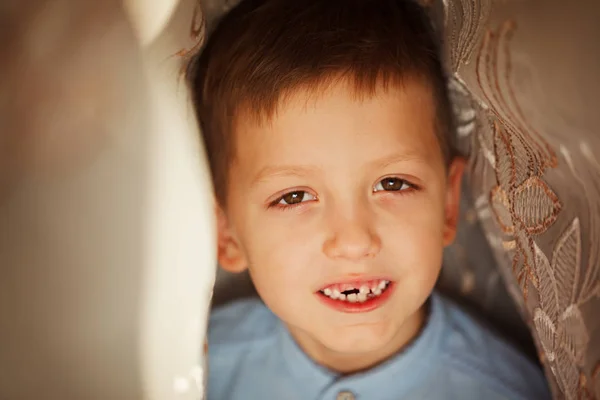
[207,293,550,400]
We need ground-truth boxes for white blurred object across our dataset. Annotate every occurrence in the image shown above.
[0,0,215,399]
[136,0,215,398]
[124,0,181,46]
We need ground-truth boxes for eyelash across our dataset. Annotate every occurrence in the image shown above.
[268,190,317,210]
[268,177,419,210]
[373,177,419,193]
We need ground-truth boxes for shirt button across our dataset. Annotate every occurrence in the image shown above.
[336,391,355,400]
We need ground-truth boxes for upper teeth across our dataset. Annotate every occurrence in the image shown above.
[320,280,390,302]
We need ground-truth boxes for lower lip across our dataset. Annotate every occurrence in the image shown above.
[315,283,395,314]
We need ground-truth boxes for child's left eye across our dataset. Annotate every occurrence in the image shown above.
[373,177,412,192]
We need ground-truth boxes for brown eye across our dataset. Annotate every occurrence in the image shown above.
[374,178,410,192]
[277,191,316,206]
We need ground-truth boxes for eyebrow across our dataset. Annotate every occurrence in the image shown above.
[250,152,426,186]
[369,152,428,169]
[251,165,320,186]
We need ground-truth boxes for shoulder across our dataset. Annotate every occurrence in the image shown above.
[208,297,279,348]
[207,298,283,399]
[435,294,551,400]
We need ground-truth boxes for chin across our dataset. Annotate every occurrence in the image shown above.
[321,322,394,354]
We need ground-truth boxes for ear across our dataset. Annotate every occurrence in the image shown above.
[216,206,248,273]
[442,157,466,246]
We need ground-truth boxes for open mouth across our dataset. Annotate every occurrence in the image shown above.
[318,279,391,303]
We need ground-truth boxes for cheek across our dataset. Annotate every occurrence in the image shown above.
[246,209,322,260]
[379,194,446,240]
[244,234,317,327]
[381,220,443,312]
[379,196,445,276]
[387,227,444,280]
[240,217,318,293]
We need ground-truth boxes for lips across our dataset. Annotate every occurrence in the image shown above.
[316,278,395,313]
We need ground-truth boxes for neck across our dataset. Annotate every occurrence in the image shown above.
[290,305,427,375]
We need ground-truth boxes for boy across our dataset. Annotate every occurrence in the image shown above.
[187,0,551,398]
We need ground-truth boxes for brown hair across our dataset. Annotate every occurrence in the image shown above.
[187,0,455,205]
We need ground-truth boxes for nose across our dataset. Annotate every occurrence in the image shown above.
[322,206,381,261]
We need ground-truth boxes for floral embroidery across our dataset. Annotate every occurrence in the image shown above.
[449,13,600,399]
[533,219,597,399]
[445,0,492,72]
[512,177,561,236]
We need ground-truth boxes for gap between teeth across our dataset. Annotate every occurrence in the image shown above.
[321,281,390,303]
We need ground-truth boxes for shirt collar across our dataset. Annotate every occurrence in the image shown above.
[277,319,335,397]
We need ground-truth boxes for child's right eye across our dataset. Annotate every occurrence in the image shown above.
[272,191,316,207]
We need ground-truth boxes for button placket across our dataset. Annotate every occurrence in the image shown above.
[336,390,355,400]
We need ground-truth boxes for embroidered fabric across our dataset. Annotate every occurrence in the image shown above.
[439,0,600,398]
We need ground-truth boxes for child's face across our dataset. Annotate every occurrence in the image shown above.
[218,79,464,370]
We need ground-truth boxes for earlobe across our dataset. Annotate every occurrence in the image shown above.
[216,207,248,273]
[443,157,466,246]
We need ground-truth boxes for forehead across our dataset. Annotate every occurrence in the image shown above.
[230,78,443,179]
